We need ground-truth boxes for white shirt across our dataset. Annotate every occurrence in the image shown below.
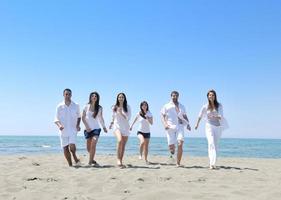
[112,105,131,131]
[136,111,153,133]
[161,101,187,128]
[54,101,81,136]
[83,104,105,130]
[198,103,223,126]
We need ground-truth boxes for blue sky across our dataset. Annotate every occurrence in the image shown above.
[0,0,280,138]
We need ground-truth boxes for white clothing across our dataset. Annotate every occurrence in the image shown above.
[112,105,131,136]
[136,111,153,133]
[54,101,80,137]
[83,105,105,130]
[206,123,222,166]
[161,101,187,145]
[161,101,187,128]
[59,134,77,148]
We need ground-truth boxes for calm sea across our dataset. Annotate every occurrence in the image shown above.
[0,136,280,158]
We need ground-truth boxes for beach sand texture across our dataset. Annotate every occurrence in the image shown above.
[1,154,280,200]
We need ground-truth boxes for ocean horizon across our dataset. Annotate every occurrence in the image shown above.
[1,135,280,159]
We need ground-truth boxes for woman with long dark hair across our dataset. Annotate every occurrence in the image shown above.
[82,92,107,166]
[130,101,153,164]
[109,93,131,168]
[195,89,227,169]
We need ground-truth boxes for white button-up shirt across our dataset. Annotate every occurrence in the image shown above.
[54,101,81,136]
[161,101,187,127]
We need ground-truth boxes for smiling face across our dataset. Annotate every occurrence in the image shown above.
[118,93,125,104]
[208,91,216,102]
[63,90,72,101]
[141,102,148,112]
[171,92,179,103]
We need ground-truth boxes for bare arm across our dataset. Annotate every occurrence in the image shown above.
[54,121,64,131]
[147,116,153,125]
[76,118,81,132]
[99,109,108,133]
[130,115,139,131]
[195,117,201,130]
[82,110,91,132]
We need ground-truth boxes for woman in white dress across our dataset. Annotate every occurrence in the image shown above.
[195,89,227,169]
[130,101,153,164]
[82,92,107,166]
[109,93,131,168]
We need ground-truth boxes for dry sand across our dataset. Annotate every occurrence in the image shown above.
[1,154,280,200]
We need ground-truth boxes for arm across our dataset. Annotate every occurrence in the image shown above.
[130,115,139,131]
[161,113,169,130]
[76,105,81,132]
[54,106,64,131]
[82,109,91,132]
[194,117,201,130]
[147,116,153,125]
[195,105,206,130]
[109,110,115,130]
[99,108,108,133]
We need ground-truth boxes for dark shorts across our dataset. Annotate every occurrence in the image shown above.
[137,131,151,139]
[84,129,101,139]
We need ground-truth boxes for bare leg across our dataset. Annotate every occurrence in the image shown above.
[177,140,184,166]
[69,144,79,163]
[89,136,99,164]
[144,138,150,163]
[120,136,128,163]
[138,134,145,159]
[114,130,123,166]
[86,138,92,153]
[63,145,72,166]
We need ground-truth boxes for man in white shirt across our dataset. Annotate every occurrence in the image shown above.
[161,91,191,167]
[54,88,81,167]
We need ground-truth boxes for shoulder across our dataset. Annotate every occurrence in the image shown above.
[56,102,65,109]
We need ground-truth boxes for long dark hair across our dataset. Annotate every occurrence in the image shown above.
[88,91,101,118]
[139,101,149,119]
[113,93,128,113]
[207,89,220,111]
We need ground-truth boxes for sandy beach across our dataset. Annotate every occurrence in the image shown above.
[1,154,280,200]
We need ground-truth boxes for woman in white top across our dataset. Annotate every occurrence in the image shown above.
[109,93,131,168]
[195,90,225,169]
[82,92,107,166]
[130,101,153,164]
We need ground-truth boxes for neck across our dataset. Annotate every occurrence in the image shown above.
[65,99,71,105]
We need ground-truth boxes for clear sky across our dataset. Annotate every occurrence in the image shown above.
[0,0,280,138]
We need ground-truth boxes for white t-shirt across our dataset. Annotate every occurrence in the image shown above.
[83,104,104,130]
[112,105,131,131]
[54,101,80,136]
[136,111,153,133]
[161,101,187,128]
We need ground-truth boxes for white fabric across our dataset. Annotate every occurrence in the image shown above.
[54,101,80,137]
[59,134,77,147]
[198,103,229,130]
[161,101,187,128]
[205,123,222,166]
[137,111,153,133]
[161,101,187,143]
[83,105,104,130]
[166,124,185,145]
[112,105,131,136]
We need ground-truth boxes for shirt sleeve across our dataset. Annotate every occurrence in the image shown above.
[146,111,153,118]
[124,105,131,121]
[218,104,224,118]
[54,106,60,123]
[160,105,166,116]
[198,105,207,119]
[76,104,81,118]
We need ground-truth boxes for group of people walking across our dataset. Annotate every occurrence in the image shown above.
[54,89,227,169]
